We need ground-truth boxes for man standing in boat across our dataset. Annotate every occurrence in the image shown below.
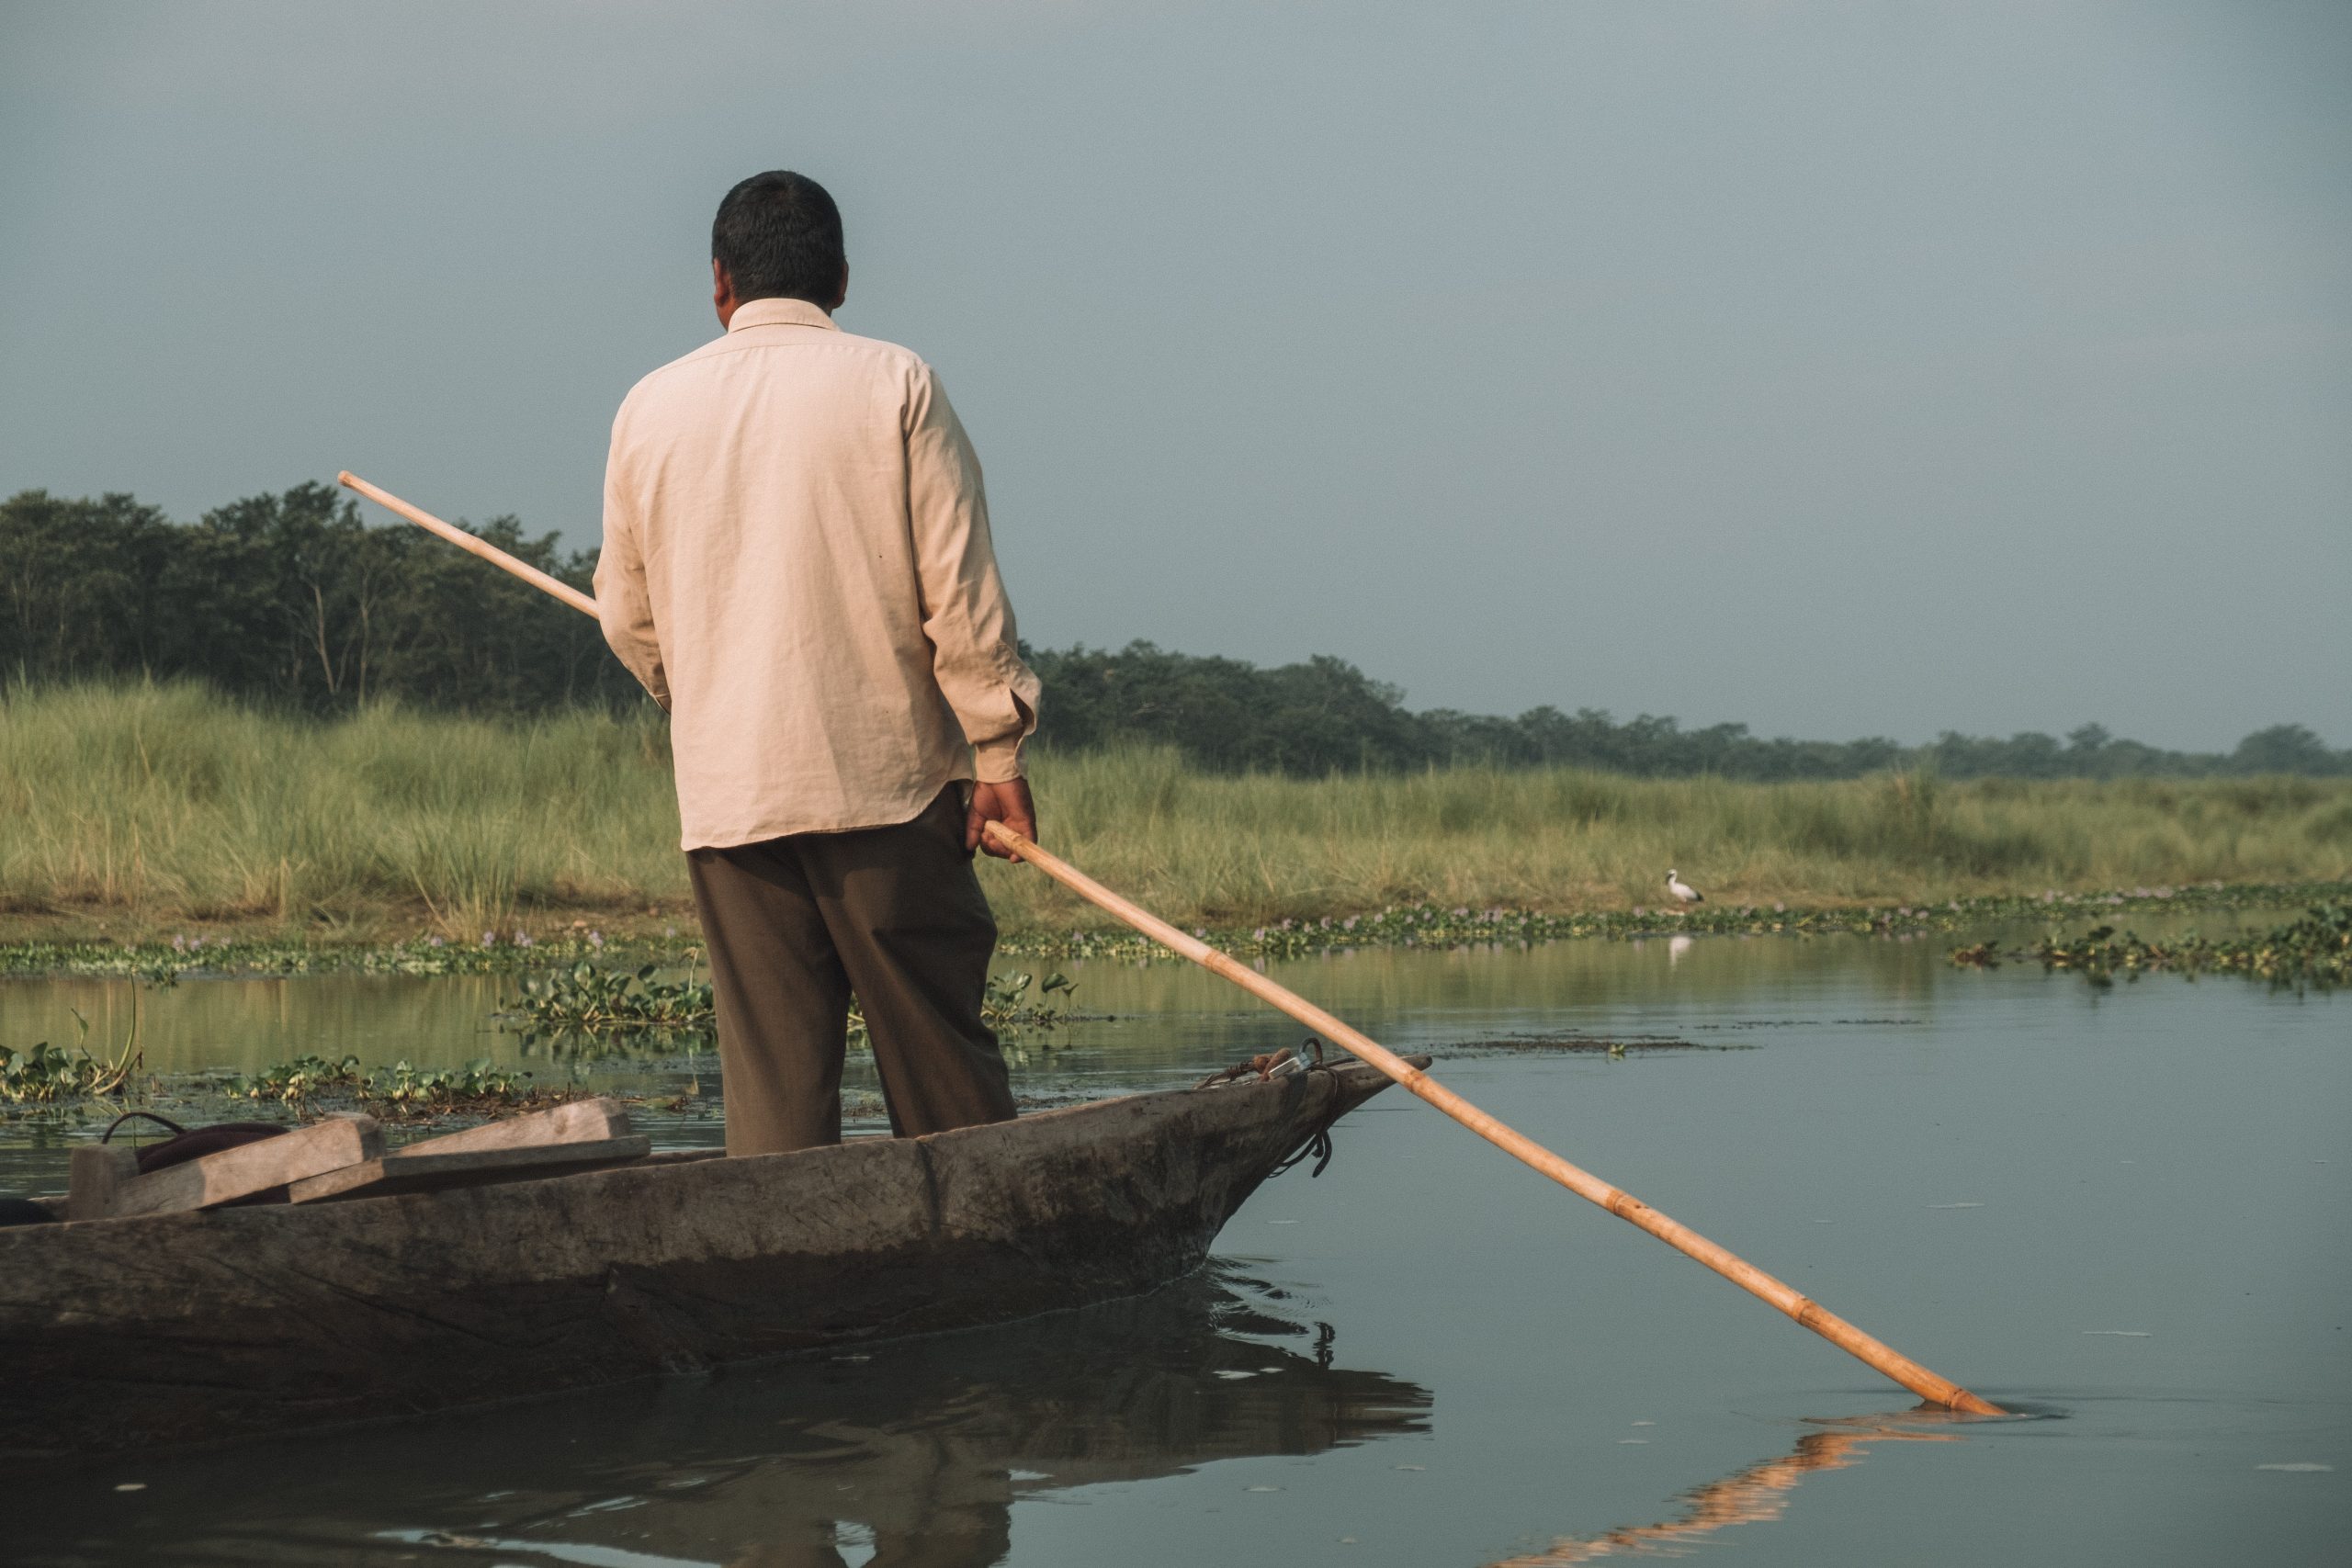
[595,171,1040,1156]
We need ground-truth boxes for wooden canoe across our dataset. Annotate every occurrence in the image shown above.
[0,1059,1411,1457]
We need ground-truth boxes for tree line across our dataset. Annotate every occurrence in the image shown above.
[1,484,628,714]
[1026,642,2346,781]
[6,484,2345,781]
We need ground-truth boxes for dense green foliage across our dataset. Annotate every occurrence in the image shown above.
[1,484,629,712]
[7,484,2344,779]
[1029,642,2346,780]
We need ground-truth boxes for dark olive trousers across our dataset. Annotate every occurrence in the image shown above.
[685,786,1016,1156]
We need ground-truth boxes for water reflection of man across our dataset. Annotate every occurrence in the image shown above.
[596,171,1042,1155]
[602,1280,1429,1568]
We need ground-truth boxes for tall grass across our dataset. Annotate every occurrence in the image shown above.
[985,746,2352,929]
[4,682,2346,936]
[0,682,682,934]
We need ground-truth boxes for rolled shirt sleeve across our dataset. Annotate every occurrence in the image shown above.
[904,366,1041,782]
[595,412,671,711]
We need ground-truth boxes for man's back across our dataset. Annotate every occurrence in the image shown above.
[598,297,1036,850]
[597,169,1033,1157]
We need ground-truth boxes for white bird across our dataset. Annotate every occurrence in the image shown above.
[1666,869,1704,905]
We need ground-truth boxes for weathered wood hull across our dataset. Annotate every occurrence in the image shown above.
[0,1063,1406,1457]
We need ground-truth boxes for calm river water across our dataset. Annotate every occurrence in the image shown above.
[5,924,2345,1565]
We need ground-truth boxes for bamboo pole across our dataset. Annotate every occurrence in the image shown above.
[337,472,600,618]
[345,463,2003,1414]
[980,822,2007,1416]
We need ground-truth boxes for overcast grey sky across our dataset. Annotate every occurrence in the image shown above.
[4,1,2346,750]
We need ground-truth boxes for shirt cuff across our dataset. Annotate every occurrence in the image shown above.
[973,735,1026,783]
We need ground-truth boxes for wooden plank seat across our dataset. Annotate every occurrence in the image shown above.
[288,1097,647,1202]
[68,1116,383,1222]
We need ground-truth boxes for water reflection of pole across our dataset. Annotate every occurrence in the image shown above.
[1486,1422,1964,1565]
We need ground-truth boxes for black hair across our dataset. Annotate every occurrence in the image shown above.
[711,171,845,305]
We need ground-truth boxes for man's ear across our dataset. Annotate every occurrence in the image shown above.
[712,258,738,326]
[829,262,849,312]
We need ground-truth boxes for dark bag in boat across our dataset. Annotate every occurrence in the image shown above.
[133,1121,288,1176]
[0,1118,293,1228]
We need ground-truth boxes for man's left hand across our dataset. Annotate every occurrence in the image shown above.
[967,778,1038,859]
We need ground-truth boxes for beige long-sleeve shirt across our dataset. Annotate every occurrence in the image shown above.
[596,297,1041,851]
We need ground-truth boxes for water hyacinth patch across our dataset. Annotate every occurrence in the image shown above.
[0,1040,138,1106]
[219,1053,366,1104]
[1952,903,2351,990]
[0,924,701,982]
[980,970,1081,1038]
[371,1058,531,1108]
[1,1002,143,1112]
[997,883,2352,964]
[510,962,716,1032]
[1,883,2345,981]
[217,1054,545,1118]
[503,961,1083,1051]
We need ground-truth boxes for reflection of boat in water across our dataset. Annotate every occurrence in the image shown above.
[3,1061,1408,1456]
[12,1269,1431,1567]
[1487,1418,1965,1565]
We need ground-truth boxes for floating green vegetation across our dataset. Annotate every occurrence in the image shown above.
[6,883,2347,980]
[1,1040,134,1105]
[1,1000,142,1111]
[371,1059,534,1108]
[503,962,1081,1052]
[0,924,667,982]
[219,1053,539,1116]
[217,1052,366,1104]
[510,961,714,1032]
[1951,903,2350,989]
[982,970,1081,1038]
[1001,883,2352,963]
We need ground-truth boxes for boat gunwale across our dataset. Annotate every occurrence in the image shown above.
[5,1057,1409,1239]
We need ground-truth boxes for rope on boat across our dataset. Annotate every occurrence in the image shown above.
[100,1111,187,1142]
[1270,1114,1340,1179]
[1195,1035,1346,1179]
[1193,1033,1326,1090]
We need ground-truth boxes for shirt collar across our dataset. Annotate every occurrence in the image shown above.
[726,297,841,333]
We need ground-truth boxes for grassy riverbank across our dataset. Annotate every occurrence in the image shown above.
[5,682,2348,942]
